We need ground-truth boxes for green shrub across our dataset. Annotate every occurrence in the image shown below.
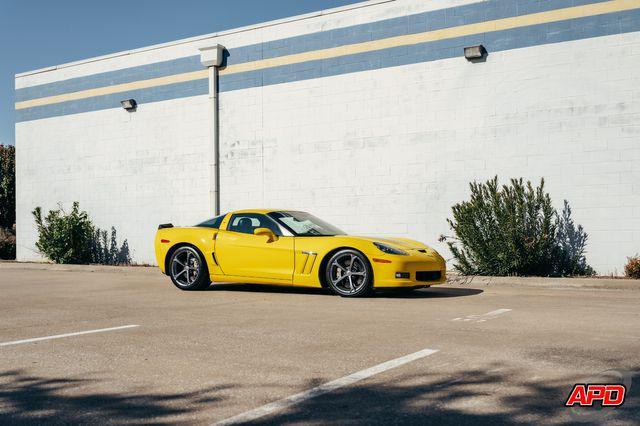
[625,256,640,279]
[32,202,131,265]
[446,176,593,277]
[0,225,15,260]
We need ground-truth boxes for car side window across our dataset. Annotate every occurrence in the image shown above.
[196,214,226,229]
[227,213,282,236]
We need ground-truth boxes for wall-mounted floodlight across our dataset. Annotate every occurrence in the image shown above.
[120,99,137,111]
[199,44,225,67]
[464,45,487,61]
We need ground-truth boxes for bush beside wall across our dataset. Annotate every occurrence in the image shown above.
[32,202,131,265]
[446,177,594,277]
[625,256,640,279]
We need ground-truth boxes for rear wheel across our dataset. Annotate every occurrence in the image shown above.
[169,246,210,291]
[325,249,372,297]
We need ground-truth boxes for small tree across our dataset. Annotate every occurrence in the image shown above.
[0,145,15,229]
[0,225,16,260]
[0,145,16,259]
[446,177,593,277]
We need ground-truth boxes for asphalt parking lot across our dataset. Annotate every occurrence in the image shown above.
[0,264,639,425]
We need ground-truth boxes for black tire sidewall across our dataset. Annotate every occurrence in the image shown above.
[325,249,372,297]
[169,246,210,291]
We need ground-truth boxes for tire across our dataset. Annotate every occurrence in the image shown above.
[325,249,373,297]
[168,246,210,291]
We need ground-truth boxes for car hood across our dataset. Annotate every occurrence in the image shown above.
[336,235,432,251]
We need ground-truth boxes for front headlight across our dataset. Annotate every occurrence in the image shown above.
[373,242,408,255]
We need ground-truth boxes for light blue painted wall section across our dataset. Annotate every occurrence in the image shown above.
[16,80,208,122]
[15,0,611,103]
[218,9,640,93]
[15,0,640,122]
[233,0,609,62]
[16,56,203,102]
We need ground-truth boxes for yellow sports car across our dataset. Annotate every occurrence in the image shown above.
[154,209,446,297]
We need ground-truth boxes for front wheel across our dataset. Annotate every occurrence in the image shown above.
[169,246,210,291]
[325,249,372,297]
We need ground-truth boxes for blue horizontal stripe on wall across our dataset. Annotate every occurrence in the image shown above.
[15,2,640,122]
[15,79,208,122]
[228,0,610,63]
[16,0,610,103]
[218,8,640,93]
[15,56,203,102]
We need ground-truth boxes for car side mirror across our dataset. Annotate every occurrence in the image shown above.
[254,227,278,242]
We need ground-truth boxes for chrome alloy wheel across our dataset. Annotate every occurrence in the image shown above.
[171,247,201,288]
[328,252,369,295]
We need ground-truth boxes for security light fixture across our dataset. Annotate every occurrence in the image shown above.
[199,44,225,68]
[120,99,137,111]
[464,45,487,61]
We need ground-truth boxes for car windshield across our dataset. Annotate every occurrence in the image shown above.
[268,211,344,236]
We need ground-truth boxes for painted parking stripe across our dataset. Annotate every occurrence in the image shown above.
[215,347,439,425]
[452,309,512,323]
[0,325,140,347]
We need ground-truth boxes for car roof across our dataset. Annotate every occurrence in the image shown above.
[229,209,299,214]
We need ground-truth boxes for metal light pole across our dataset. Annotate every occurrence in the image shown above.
[199,44,225,216]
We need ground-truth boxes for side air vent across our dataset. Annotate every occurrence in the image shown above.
[298,251,317,275]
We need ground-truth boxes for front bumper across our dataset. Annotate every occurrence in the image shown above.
[369,251,446,288]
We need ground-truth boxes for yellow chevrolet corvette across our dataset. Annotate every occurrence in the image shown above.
[154,209,446,297]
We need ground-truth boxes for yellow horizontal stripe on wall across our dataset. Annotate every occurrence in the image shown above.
[219,0,640,75]
[15,0,640,111]
[15,69,209,110]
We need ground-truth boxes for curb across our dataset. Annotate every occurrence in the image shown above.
[0,261,157,274]
[447,274,640,291]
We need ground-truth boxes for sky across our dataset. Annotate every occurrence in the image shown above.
[0,0,362,146]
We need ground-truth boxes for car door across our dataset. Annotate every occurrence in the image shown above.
[215,213,294,282]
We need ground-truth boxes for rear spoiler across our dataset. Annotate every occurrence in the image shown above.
[158,223,174,229]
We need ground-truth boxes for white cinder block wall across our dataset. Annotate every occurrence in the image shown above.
[15,0,640,273]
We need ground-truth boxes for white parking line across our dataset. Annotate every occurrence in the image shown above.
[452,308,512,323]
[214,347,439,425]
[0,325,140,347]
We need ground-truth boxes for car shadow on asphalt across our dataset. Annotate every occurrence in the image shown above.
[204,284,483,298]
[377,287,484,298]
